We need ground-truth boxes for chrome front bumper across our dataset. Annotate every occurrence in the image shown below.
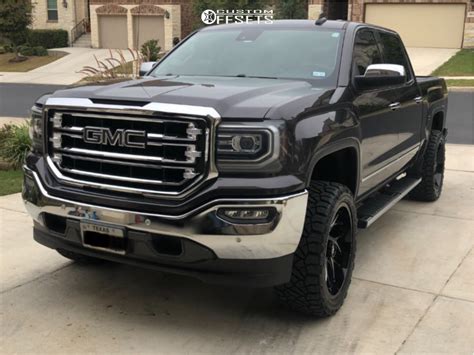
[23,166,308,260]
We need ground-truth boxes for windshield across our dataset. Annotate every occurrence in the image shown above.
[151,27,343,84]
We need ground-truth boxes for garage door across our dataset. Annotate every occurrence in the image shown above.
[365,4,466,48]
[99,15,128,49]
[132,16,165,50]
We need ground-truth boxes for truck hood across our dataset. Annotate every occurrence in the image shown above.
[50,76,334,120]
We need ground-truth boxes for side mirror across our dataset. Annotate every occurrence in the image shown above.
[354,64,407,90]
[139,62,156,77]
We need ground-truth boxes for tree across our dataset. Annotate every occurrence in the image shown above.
[0,0,33,62]
[275,0,307,19]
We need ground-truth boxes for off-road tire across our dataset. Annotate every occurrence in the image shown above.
[409,130,445,202]
[275,181,357,317]
[57,249,105,264]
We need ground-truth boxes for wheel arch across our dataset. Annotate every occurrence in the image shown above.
[306,138,361,197]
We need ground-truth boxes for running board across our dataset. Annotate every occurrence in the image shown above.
[357,177,421,229]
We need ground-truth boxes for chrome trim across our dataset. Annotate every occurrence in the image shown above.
[362,144,420,183]
[55,148,183,164]
[44,97,221,199]
[23,166,308,259]
[217,124,280,170]
[389,102,401,111]
[45,98,220,119]
[60,167,183,186]
[47,156,196,195]
[60,154,188,170]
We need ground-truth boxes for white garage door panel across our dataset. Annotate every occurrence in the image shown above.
[133,16,165,50]
[99,15,128,49]
[365,4,466,48]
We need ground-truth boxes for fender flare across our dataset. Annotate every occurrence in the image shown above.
[306,137,361,196]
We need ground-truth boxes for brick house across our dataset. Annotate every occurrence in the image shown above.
[31,0,473,49]
[31,0,194,50]
[31,0,90,45]
[308,0,474,48]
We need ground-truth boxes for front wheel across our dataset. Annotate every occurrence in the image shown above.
[275,181,357,317]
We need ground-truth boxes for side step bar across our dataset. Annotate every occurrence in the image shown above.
[357,177,422,229]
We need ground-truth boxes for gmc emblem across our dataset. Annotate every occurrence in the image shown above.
[83,126,146,148]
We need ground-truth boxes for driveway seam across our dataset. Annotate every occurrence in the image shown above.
[445,168,474,173]
[394,295,438,354]
[0,263,72,295]
[0,207,27,215]
[438,245,473,295]
[353,277,474,304]
[390,208,474,221]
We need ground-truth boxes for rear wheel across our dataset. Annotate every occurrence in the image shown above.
[275,181,356,317]
[409,130,445,201]
[57,249,105,264]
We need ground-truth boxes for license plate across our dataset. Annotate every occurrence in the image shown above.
[80,221,126,254]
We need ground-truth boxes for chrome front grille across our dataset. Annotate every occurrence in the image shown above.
[46,109,210,196]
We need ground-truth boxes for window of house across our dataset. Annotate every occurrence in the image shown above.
[47,0,58,21]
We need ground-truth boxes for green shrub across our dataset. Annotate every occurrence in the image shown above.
[18,44,34,56]
[18,45,48,56]
[3,44,13,52]
[28,29,68,49]
[141,39,161,61]
[0,46,5,54]
[0,123,31,169]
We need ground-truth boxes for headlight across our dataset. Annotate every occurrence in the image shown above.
[29,106,44,153]
[216,124,279,171]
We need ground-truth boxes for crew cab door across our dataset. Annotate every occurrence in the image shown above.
[376,30,423,156]
[351,29,400,195]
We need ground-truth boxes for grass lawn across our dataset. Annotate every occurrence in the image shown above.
[0,53,66,72]
[432,49,474,76]
[0,170,23,196]
[446,79,474,87]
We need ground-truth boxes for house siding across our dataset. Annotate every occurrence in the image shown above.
[31,0,89,43]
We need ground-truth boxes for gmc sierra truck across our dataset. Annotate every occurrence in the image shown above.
[23,20,448,317]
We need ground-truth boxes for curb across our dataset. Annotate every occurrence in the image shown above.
[448,87,474,92]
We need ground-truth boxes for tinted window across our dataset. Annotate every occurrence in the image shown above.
[379,32,412,81]
[352,29,382,76]
[151,28,343,84]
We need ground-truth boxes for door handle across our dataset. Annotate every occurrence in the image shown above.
[414,96,423,104]
[389,102,401,111]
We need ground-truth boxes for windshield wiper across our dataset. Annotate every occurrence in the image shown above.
[234,74,279,79]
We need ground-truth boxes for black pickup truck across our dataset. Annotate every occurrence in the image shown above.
[23,20,448,317]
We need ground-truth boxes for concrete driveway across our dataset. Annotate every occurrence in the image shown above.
[1,144,473,354]
[406,47,459,76]
[0,48,135,85]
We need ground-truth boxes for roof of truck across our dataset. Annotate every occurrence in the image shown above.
[200,19,397,34]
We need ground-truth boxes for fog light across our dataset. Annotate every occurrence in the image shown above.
[217,207,275,223]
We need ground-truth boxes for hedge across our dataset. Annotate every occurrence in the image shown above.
[28,29,68,49]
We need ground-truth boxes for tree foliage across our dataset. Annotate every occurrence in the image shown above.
[0,0,33,60]
[274,0,307,19]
